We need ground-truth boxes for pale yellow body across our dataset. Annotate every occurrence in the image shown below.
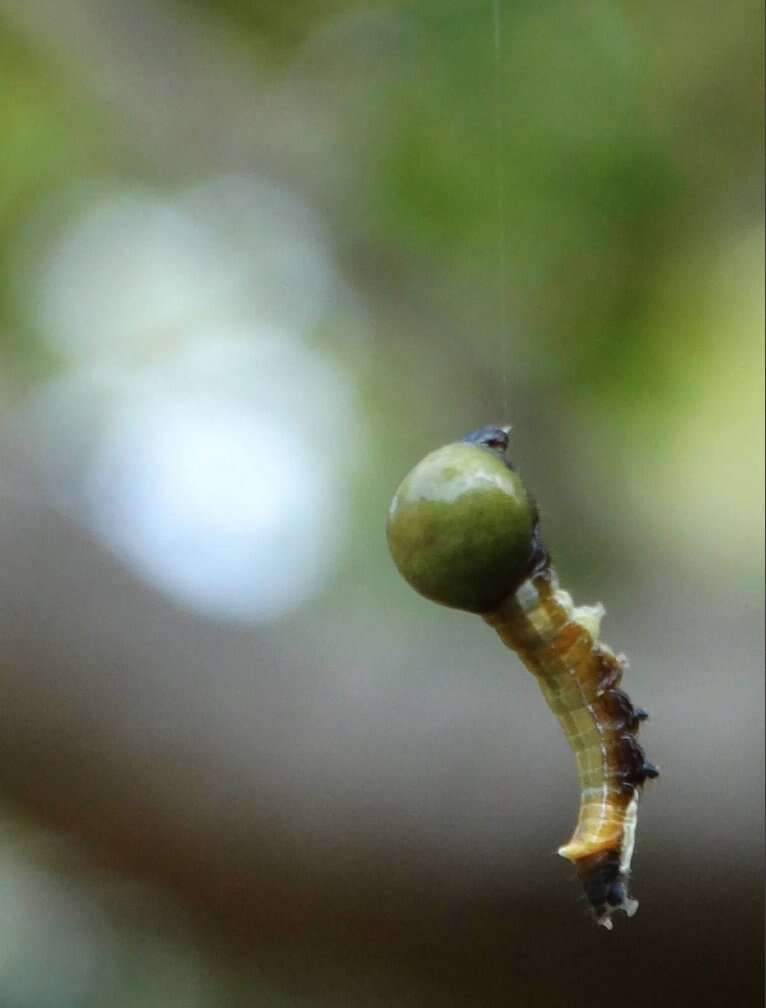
[484,571,637,872]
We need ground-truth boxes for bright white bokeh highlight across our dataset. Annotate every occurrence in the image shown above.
[32,177,340,362]
[87,398,337,621]
[21,178,363,622]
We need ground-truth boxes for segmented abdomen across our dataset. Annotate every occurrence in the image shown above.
[484,568,657,929]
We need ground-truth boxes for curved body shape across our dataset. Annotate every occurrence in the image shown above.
[387,426,657,928]
[484,567,657,928]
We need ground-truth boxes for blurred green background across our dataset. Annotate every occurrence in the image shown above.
[0,1,762,1005]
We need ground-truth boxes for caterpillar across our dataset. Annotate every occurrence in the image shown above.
[386,425,657,929]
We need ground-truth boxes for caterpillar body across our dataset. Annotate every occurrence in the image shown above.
[484,566,657,927]
[386,425,657,928]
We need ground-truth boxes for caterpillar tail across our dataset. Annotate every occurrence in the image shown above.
[484,567,658,930]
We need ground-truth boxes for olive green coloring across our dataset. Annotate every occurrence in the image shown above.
[386,441,536,614]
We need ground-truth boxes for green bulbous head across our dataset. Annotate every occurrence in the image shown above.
[386,427,538,614]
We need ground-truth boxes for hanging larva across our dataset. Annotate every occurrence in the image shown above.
[386,425,658,929]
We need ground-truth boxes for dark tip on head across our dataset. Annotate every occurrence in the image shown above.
[461,425,512,457]
[643,762,660,779]
[634,707,649,721]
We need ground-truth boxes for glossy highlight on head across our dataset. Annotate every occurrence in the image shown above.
[386,430,537,613]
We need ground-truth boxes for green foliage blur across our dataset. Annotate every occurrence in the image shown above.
[1,1,762,574]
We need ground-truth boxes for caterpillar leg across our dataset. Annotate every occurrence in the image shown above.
[559,789,641,929]
[575,851,639,930]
